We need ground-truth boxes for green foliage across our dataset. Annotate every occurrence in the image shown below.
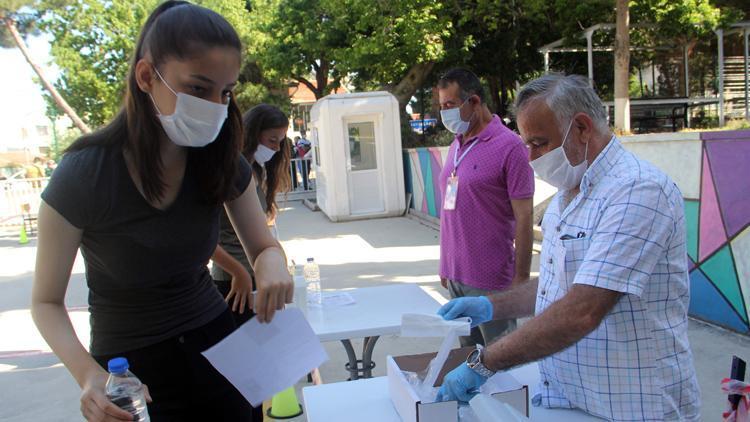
[331,0,452,88]
[0,0,40,47]
[632,0,741,41]
[50,126,82,161]
[17,0,747,137]
[38,0,287,128]
[38,0,159,127]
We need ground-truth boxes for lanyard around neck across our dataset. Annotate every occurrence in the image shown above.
[452,139,478,175]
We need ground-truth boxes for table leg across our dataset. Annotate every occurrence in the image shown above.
[310,368,323,385]
[341,339,360,381]
[341,337,379,381]
[362,336,379,378]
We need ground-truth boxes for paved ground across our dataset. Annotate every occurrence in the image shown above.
[0,201,748,420]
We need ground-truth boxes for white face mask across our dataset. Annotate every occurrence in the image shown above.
[440,100,473,135]
[254,144,277,165]
[529,120,589,190]
[149,68,228,148]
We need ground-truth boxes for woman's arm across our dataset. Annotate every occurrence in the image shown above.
[31,201,135,421]
[211,244,254,313]
[224,177,292,323]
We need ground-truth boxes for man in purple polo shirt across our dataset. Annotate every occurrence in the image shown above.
[437,68,535,347]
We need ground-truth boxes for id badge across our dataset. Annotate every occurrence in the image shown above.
[443,175,459,210]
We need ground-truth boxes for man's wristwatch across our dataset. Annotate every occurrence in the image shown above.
[466,344,495,378]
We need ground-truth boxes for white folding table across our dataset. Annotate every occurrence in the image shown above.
[306,283,442,380]
[303,362,604,421]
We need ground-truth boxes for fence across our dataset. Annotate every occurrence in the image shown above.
[282,158,316,201]
[1,178,49,224]
[0,159,316,222]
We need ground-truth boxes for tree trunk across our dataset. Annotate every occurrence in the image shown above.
[390,62,436,111]
[487,75,502,115]
[500,75,509,117]
[315,59,329,99]
[3,17,91,134]
[614,0,630,132]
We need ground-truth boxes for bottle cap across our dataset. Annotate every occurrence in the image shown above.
[307,257,314,262]
[107,357,129,374]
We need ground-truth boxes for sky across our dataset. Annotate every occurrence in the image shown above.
[0,35,58,148]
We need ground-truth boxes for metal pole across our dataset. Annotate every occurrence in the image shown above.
[717,29,725,127]
[684,45,690,98]
[586,30,594,87]
[744,28,749,121]
[544,50,550,73]
[684,45,691,127]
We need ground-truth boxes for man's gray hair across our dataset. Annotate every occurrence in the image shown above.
[514,74,609,134]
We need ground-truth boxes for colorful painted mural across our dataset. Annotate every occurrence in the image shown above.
[403,147,450,219]
[686,131,750,334]
[403,130,750,334]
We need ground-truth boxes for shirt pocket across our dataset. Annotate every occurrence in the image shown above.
[555,237,592,289]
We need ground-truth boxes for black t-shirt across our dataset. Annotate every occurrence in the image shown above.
[211,166,267,282]
[41,144,252,355]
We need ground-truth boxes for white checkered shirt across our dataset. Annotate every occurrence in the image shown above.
[534,137,701,421]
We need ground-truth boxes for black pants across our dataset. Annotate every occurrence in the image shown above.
[213,279,262,419]
[94,310,256,422]
[214,279,254,326]
[291,161,299,189]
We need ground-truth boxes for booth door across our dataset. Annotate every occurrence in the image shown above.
[344,119,385,215]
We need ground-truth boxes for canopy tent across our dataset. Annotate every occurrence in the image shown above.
[539,21,750,127]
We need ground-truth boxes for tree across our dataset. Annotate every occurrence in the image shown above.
[1,0,91,133]
[38,0,286,128]
[247,0,349,100]
[614,0,630,132]
[331,0,453,109]
[248,0,453,110]
[440,0,553,116]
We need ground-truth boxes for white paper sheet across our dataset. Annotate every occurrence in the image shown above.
[308,292,356,308]
[202,308,328,407]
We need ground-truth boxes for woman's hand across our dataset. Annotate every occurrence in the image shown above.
[225,268,254,314]
[80,369,151,421]
[252,248,293,323]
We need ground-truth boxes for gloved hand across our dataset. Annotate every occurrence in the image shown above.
[435,362,488,403]
[437,296,493,328]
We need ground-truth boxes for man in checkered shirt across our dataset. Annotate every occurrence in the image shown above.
[436,74,701,421]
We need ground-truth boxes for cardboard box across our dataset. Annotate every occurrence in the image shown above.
[387,347,529,422]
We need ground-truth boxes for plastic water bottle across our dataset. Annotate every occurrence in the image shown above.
[304,257,322,306]
[105,357,150,422]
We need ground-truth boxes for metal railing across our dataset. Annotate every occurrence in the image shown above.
[1,177,49,221]
[0,159,316,222]
[287,157,316,194]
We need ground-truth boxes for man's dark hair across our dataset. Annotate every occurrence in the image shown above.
[438,68,484,103]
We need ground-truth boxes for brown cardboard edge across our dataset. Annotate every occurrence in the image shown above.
[392,346,475,387]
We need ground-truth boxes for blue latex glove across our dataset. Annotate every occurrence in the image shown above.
[435,362,488,403]
[437,296,493,328]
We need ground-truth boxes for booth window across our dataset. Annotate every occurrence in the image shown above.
[312,128,320,167]
[347,122,377,171]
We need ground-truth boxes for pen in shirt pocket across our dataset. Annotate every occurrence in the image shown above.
[560,231,586,240]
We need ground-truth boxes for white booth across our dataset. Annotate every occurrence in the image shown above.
[310,91,406,222]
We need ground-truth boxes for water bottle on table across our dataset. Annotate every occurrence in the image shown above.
[105,357,150,422]
[304,257,322,306]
